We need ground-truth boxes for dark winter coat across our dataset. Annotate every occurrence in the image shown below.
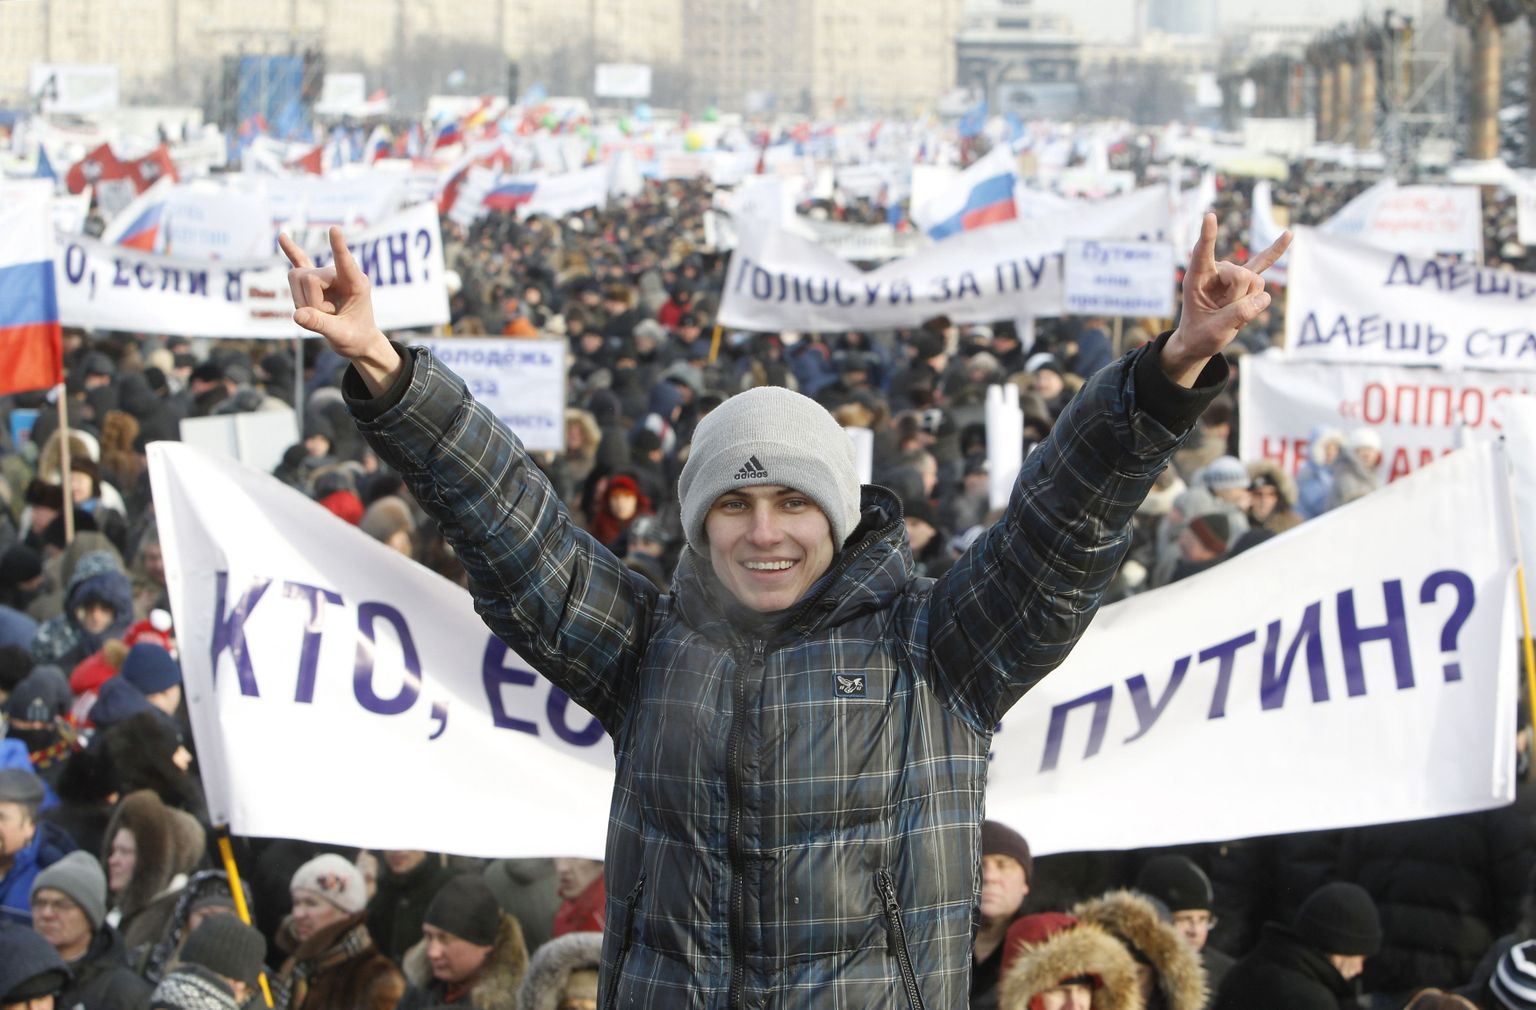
[1338,809,1534,996]
[366,855,454,964]
[397,913,528,1010]
[275,913,404,1010]
[30,550,134,670]
[483,860,560,956]
[345,337,1220,1009]
[59,923,154,1010]
[0,819,77,925]
[1212,924,1353,1010]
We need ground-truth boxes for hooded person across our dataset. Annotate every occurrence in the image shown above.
[281,211,1279,1006]
[0,920,71,1006]
[1326,428,1383,512]
[139,869,253,986]
[101,789,207,963]
[151,913,268,1010]
[1073,890,1207,1010]
[0,768,77,928]
[1294,427,1345,520]
[1213,881,1382,1010]
[274,853,404,1010]
[366,850,453,964]
[516,931,603,1010]
[3,666,76,789]
[30,849,153,1008]
[999,912,1141,1010]
[399,874,530,1010]
[30,550,134,671]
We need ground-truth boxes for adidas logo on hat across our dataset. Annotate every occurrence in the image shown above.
[734,455,769,480]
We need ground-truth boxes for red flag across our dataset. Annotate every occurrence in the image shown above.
[286,145,325,175]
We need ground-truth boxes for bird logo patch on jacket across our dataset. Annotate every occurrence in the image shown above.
[835,674,866,697]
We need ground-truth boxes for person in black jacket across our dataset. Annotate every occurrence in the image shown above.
[30,850,152,1009]
[366,850,452,964]
[1214,882,1382,1010]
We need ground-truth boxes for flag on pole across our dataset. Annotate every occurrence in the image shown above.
[0,183,64,396]
[913,144,1018,240]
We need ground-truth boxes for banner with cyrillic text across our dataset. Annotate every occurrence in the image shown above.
[1062,239,1174,316]
[148,441,613,858]
[990,443,1518,856]
[57,202,448,338]
[417,338,567,453]
[718,184,1171,332]
[1237,353,1536,482]
[1284,225,1536,370]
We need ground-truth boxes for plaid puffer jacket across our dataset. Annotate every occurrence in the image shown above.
[348,337,1220,1010]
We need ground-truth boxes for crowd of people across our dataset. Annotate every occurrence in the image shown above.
[0,152,1532,1009]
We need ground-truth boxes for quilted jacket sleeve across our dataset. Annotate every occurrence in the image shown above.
[344,345,655,731]
[923,334,1225,731]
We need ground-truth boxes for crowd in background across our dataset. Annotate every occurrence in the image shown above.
[0,154,1534,1009]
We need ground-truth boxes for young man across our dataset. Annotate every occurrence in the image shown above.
[280,216,1286,1008]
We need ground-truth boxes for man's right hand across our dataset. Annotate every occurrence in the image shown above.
[279,227,404,397]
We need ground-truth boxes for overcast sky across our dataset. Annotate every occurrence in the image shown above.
[1022,0,1425,43]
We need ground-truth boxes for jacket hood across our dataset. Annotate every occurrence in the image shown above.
[1245,458,1297,507]
[1073,890,1207,1010]
[402,913,528,1008]
[517,931,604,1010]
[999,921,1141,1010]
[0,922,70,1000]
[102,790,201,918]
[670,484,911,642]
[90,677,154,728]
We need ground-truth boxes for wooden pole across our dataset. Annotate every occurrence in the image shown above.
[56,386,73,544]
[216,831,275,1007]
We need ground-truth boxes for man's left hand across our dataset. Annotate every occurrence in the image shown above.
[1161,212,1291,387]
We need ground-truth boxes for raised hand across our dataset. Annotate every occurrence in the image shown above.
[1162,212,1291,387]
[279,226,403,396]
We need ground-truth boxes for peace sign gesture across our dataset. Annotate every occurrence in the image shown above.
[279,226,403,396]
[1161,213,1291,387]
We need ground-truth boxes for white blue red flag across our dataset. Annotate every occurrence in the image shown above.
[0,182,64,395]
[913,144,1018,241]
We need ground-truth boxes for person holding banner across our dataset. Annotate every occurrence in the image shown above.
[278,214,1287,1009]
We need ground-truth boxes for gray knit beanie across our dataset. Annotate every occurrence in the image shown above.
[678,386,861,557]
[31,851,108,930]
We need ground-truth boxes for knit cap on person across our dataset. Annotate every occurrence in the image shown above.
[981,820,1033,879]
[0,768,44,807]
[31,851,108,931]
[120,642,181,695]
[424,874,502,947]
[290,854,366,915]
[1200,456,1249,493]
[1292,882,1382,956]
[1493,940,1536,1010]
[1187,513,1231,554]
[1134,855,1213,913]
[676,386,861,558]
[180,915,268,986]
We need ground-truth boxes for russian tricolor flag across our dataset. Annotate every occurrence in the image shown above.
[433,121,464,150]
[914,145,1019,241]
[0,186,64,396]
[114,202,167,252]
[483,180,536,212]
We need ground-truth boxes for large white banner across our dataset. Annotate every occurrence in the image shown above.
[1238,353,1536,482]
[1284,226,1536,371]
[149,428,1517,860]
[417,339,567,453]
[991,444,1518,856]
[718,185,1171,332]
[57,203,448,338]
[148,441,613,858]
[1322,180,1483,259]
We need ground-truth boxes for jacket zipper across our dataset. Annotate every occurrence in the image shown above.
[877,869,926,1010]
[603,873,645,1009]
[726,638,764,1009]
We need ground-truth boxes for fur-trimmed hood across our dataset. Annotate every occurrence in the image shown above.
[1245,458,1297,508]
[402,913,528,1009]
[102,790,204,918]
[1000,920,1142,1010]
[516,931,603,1010]
[1073,891,1207,1010]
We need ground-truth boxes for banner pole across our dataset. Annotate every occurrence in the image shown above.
[708,323,723,365]
[216,829,275,1008]
[292,333,305,422]
[1498,444,1536,740]
[56,385,73,545]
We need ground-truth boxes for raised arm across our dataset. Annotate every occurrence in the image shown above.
[921,215,1290,729]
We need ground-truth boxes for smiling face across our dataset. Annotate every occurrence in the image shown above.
[705,485,835,613]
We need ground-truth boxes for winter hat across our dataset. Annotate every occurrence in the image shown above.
[180,915,268,986]
[0,546,42,587]
[290,854,366,915]
[0,923,70,1001]
[981,820,1034,879]
[0,768,44,807]
[31,851,108,930]
[5,666,71,722]
[120,642,180,695]
[1292,882,1382,957]
[1135,856,1213,913]
[1187,513,1231,554]
[319,490,365,525]
[1200,456,1249,493]
[1025,352,1061,376]
[1349,427,1383,452]
[677,386,861,557]
[1493,940,1536,1010]
[424,874,502,947]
